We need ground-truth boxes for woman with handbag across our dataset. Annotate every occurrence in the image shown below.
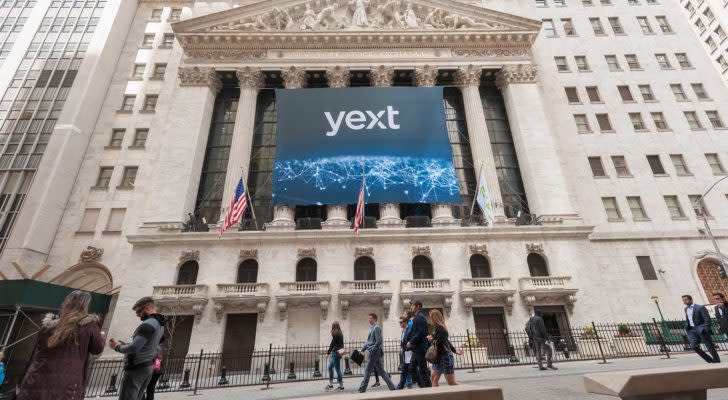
[426,309,463,387]
[17,290,105,400]
[325,321,345,391]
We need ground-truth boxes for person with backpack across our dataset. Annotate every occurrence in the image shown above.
[525,311,557,370]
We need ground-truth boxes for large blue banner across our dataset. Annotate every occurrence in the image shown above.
[271,87,461,205]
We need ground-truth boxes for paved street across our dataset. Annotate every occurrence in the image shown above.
[154,353,728,399]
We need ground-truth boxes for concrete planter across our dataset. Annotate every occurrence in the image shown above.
[577,338,611,358]
[613,336,648,355]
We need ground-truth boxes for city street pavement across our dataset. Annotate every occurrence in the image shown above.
[154,353,728,399]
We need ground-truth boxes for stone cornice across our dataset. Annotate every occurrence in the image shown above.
[178,66,222,92]
[235,67,265,89]
[495,63,537,89]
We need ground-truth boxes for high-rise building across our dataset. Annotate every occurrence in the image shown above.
[0,0,727,357]
[678,0,728,82]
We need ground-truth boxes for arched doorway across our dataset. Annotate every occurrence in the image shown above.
[697,258,728,299]
[51,261,114,293]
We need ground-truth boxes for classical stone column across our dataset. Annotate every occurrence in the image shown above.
[369,65,395,87]
[220,67,264,220]
[496,65,576,218]
[413,65,437,87]
[281,66,306,89]
[139,66,222,232]
[323,66,352,230]
[455,65,505,223]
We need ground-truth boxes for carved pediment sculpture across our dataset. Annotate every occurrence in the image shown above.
[80,246,104,263]
[180,250,200,263]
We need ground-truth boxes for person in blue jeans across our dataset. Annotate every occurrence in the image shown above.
[325,321,345,391]
[396,312,414,389]
[358,313,395,393]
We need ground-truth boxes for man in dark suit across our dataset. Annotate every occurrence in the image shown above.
[712,292,728,337]
[405,300,432,388]
[683,294,720,363]
[396,312,414,389]
[525,311,557,370]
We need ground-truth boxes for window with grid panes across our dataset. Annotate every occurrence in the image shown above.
[703,8,714,22]
[685,111,703,129]
[656,16,671,32]
[719,57,728,71]
[105,208,125,231]
[716,27,726,43]
[142,34,155,47]
[562,18,576,35]
[586,86,601,102]
[133,129,148,147]
[670,154,690,175]
[706,111,724,128]
[636,256,658,280]
[706,37,717,51]
[554,0,565,5]
[651,112,669,130]
[655,54,671,69]
[590,18,605,34]
[627,197,647,219]
[162,34,174,47]
[95,167,113,188]
[602,197,622,220]
[618,85,634,102]
[600,0,611,4]
[109,129,124,147]
[153,63,166,78]
[611,155,630,176]
[120,167,138,187]
[630,113,646,130]
[575,56,590,71]
[647,155,666,174]
[676,53,691,68]
[596,114,613,131]
[638,85,655,101]
[535,0,546,5]
[574,114,591,132]
[691,83,709,100]
[625,54,640,70]
[121,95,135,111]
[664,195,685,218]
[79,208,99,232]
[671,84,687,101]
[582,0,593,4]
[588,156,606,177]
[132,64,145,78]
[605,55,620,71]
[170,8,182,20]
[608,17,624,34]
[543,19,557,36]
[555,56,570,71]
[150,8,162,19]
[696,20,706,34]
[143,95,157,111]
[637,17,654,33]
[689,195,709,217]
[565,87,580,103]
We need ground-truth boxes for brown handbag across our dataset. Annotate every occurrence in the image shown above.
[425,340,439,363]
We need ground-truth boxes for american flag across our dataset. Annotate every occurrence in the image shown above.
[220,177,248,236]
[353,175,365,235]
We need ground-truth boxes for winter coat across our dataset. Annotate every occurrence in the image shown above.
[17,313,104,400]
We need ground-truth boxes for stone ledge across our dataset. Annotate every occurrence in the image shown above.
[295,384,502,400]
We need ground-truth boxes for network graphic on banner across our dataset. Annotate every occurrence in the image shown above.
[272,87,462,205]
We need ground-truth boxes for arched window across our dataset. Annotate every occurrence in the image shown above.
[354,257,376,281]
[296,258,317,282]
[412,255,434,280]
[177,260,199,285]
[470,254,492,278]
[527,253,549,277]
[237,259,259,284]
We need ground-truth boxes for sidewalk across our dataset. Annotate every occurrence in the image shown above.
[154,353,728,399]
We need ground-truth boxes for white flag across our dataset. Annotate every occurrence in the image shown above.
[475,172,495,226]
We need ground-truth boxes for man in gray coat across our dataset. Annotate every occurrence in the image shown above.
[109,297,166,400]
[526,311,557,371]
[358,313,395,392]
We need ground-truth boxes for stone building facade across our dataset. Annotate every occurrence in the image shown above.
[0,0,727,356]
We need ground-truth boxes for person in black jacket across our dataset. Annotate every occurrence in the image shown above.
[325,321,345,391]
[405,300,432,388]
[525,311,557,370]
[712,292,728,338]
[396,312,414,389]
[426,309,463,386]
[683,294,720,363]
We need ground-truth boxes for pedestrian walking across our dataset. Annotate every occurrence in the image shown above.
[325,321,345,391]
[683,294,720,363]
[712,292,728,339]
[143,336,166,400]
[427,309,463,386]
[525,311,557,370]
[396,312,414,390]
[405,300,432,387]
[357,313,395,393]
[16,290,105,400]
[109,296,167,400]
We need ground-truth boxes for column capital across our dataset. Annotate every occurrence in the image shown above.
[495,64,538,90]
[325,66,350,88]
[369,65,395,87]
[235,67,265,89]
[178,66,222,93]
[455,65,482,87]
[413,65,438,87]
[281,66,306,89]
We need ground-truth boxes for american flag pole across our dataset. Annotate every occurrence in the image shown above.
[361,160,366,224]
[240,166,259,231]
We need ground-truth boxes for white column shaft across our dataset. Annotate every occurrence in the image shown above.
[221,86,258,212]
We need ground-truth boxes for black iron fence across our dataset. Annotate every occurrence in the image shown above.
[75,319,728,397]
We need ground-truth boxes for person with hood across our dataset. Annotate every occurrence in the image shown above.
[109,296,166,400]
[17,290,105,400]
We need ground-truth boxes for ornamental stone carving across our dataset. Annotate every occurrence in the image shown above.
[185,49,267,60]
[469,244,488,255]
[80,246,103,263]
[526,243,544,253]
[355,247,374,257]
[412,245,431,257]
[179,250,200,263]
[281,66,306,88]
[239,249,258,260]
[413,65,437,87]
[325,66,350,88]
[452,48,530,58]
[298,248,316,259]
[495,64,538,90]
[369,65,394,87]
[178,66,222,93]
[235,67,264,89]
[455,65,482,86]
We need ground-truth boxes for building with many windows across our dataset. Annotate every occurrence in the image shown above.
[0,0,727,358]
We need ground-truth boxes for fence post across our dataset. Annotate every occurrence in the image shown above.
[466,329,477,373]
[344,356,352,375]
[104,373,118,394]
[192,349,204,395]
[179,369,191,389]
[218,366,229,386]
[262,343,273,390]
[652,318,671,359]
[313,359,322,378]
[591,322,609,364]
[287,361,297,380]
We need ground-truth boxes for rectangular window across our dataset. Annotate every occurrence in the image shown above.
[162,34,174,48]
[664,195,685,218]
[586,86,602,103]
[627,196,648,219]
[109,129,124,148]
[638,85,655,101]
[720,57,728,71]
[703,8,714,23]
[655,16,672,33]
[120,166,138,187]
[170,8,183,21]
[611,155,630,176]
[535,0,546,5]
[555,56,570,71]
[647,155,666,174]
[605,55,620,71]
[637,16,654,34]
[684,111,703,129]
[132,64,145,79]
[554,0,565,5]
[608,17,624,34]
[582,0,593,4]
[706,153,726,174]
[651,112,669,130]
[716,27,727,43]
[670,154,690,175]
[600,0,611,4]
[596,114,613,131]
[142,34,155,47]
[602,197,622,220]
[636,256,658,280]
[105,208,126,232]
[625,54,641,70]
[630,112,647,130]
[120,95,135,111]
[706,111,725,128]
[150,8,163,19]
[95,167,113,188]
[143,95,158,111]
[565,87,580,103]
[133,129,148,147]
[153,63,166,79]
[618,85,634,102]
[691,83,709,100]
[590,17,605,35]
[543,19,557,37]
[675,53,692,68]
[655,53,671,69]
[575,56,590,71]
[671,84,687,101]
[706,37,717,52]
[696,20,706,34]
[588,156,606,177]
[79,208,100,232]
[574,114,591,133]
[689,195,709,217]
[562,18,576,35]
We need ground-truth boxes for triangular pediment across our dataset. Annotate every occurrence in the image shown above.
[173,0,541,34]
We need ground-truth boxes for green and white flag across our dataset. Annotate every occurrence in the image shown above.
[475,171,495,226]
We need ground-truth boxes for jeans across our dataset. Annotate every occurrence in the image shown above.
[119,366,153,400]
[357,350,395,392]
[395,361,413,389]
[143,371,162,400]
[532,339,553,368]
[687,327,720,363]
[410,351,432,388]
[327,352,343,385]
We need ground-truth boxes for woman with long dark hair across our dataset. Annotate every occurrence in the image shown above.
[17,290,105,400]
[427,309,463,387]
[325,321,345,391]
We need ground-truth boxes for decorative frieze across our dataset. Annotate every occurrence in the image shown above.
[452,48,530,58]
[355,247,374,258]
[239,249,258,260]
[281,66,306,88]
[185,49,266,60]
[178,66,222,93]
[413,65,438,87]
[412,245,431,257]
[179,250,200,263]
[495,64,538,90]
[235,67,264,89]
[469,244,488,255]
[454,65,482,86]
[369,65,395,87]
[298,248,316,259]
[526,243,544,253]
[325,66,350,88]
[80,246,103,263]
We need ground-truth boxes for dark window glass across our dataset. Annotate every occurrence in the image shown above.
[296,257,317,282]
[248,89,278,224]
[412,255,434,279]
[636,256,658,280]
[443,87,476,220]
[354,256,376,280]
[177,261,199,285]
[470,254,492,278]
[237,259,258,283]
[527,253,549,277]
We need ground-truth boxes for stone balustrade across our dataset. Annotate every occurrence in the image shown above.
[399,279,454,315]
[460,278,516,315]
[152,284,209,321]
[217,282,269,296]
[339,280,393,319]
[519,275,578,314]
[340,280,392,294]
[277,281,332,320]
[212,283,270,322]
[519,276,573,291]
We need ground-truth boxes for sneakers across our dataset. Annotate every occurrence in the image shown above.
[325,384,334,391]
[336,385,345,391]
[372,382,381,388]
[548,365,558,370]
[539,366,548,371]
